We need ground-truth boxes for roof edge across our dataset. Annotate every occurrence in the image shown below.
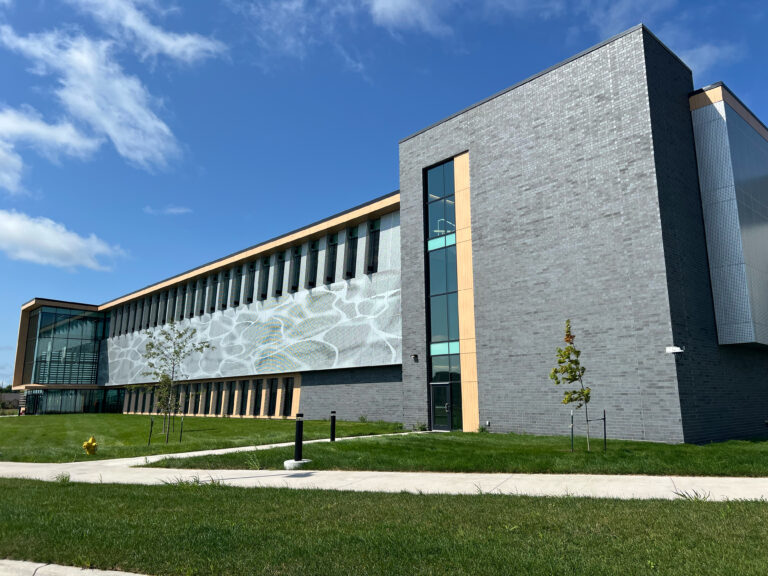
[400,24,687,145]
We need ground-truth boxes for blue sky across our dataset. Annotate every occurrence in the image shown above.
[0,0,766,385]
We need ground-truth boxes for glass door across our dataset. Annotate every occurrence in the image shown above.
[430,383,450,431]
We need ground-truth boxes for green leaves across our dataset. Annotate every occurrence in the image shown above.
[549,319,590,409]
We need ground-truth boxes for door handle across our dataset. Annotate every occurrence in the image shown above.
[444,403,449,412]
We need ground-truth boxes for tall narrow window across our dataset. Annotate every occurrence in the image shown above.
[274,252,286,297]
[366,219,381,274]
[344,227,358,279]
[259,257,270,300]
[307,240,319,288]
[232,266,243,307]
[134,300,143,332]
[290,246,302,293]
[202,383,211,414]
[239,380,249,415]
[197,278,206,316]
[166,289,176,323]
[254,379,263,415]
[208,274,217,313]
[186,282,195,318]
[219,271,230,310]
[177,285,185,321]
[226,381,235,416]
[325,233,338,284]
[245,262,256,303]
[157,293,166,327]
[267,378,278,416]
[282,377,294,417]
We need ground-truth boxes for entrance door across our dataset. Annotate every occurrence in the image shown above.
[431,384,450,431]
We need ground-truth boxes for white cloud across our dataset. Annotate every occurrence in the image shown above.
[143,204,192,215]
[576,0,677,39]
[0,141,23,193]
[0,105,101,193]
[678,42,743,76]
[0,25,179,169]
[65,0,226,63]
[0,209,123,269]
[365,0,452,35]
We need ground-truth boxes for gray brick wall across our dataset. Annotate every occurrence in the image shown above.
[300,365,404,423]
[400,27,692,441]
[645,38,768,442]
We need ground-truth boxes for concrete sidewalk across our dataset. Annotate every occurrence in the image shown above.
[0,559,145,575]
[1,457,767,501]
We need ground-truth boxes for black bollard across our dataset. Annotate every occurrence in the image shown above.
[603,409,607,453]
[570,410,574,453]
[147,416,154,447]
[330,410,336,442]
[179,415,184,443]
[294,413,304,462]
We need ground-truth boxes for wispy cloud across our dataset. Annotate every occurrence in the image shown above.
[65,0,227,63]
[143,204,192,215]
[0,105,101,194]
[0,209,124,270]
[575,0,676,39]
[365,0,453,36]
[678,42,744,76]
[0,25,179,170]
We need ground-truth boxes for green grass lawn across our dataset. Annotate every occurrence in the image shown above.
[0,478,766,575]
[150,431,768,477]
[0,413,402,463]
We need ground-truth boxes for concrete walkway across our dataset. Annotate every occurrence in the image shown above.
[0,559,145,575]
[0,432,766,501]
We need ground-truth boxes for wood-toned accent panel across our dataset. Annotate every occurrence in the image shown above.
[453,152,479,433]
[12,308,28,389]
[291,375,302,418]
[690,85,768,144]
[689,86,723,111]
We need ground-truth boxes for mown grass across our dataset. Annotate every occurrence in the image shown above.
[0,478,766,575]
[0,413,401,462]
[151,431,768,476]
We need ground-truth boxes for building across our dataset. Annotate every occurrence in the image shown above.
[12,25,768,443]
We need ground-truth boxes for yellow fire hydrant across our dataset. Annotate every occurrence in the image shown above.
[82,436,98,456]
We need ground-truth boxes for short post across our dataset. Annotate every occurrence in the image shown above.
[570,410,574,453]
[603,409,607,453]
[179,415,184,443]
[294,413,304,462]
[147,416,154,447]
[330,410,336,442]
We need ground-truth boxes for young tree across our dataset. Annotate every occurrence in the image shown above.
[549,319,592,451]
[142,322,213,443]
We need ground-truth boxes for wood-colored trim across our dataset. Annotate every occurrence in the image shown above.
[453,153,480,433]
[290,374,302,418]
[99,194,400,310]
[690,85,768,143]
[11,308,29,389]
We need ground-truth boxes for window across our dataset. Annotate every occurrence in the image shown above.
[274,252,286,297]
[259,257,270,300]
[134,300,143,332]
[232,267,243,307]
[325,233,338,283]
[183,385,190,413]
[186,283,195,318]
[167,289,176,323]
[267,378,278,416]
[202,383,211,414]
[344,227,358,279]
[214,382,223,414]
[157,293,166,326]
[282,377,294,417]
[366,219,381,274]
[245,262,256,303]
[208,274,217,313]
[239,380,249,415]
[192,383,201,414]
[197,278,206,316]
[226,381,235,415]
[290,246,302,293]
[307,240,319,288]
[177,285,185,321]
[254,379,263,415]
[219,271,230,310]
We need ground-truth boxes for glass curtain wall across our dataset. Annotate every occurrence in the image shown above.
[425,160,462,430]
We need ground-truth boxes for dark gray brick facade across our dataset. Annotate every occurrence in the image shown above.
[300,365,404,423]
[400,26,767,443]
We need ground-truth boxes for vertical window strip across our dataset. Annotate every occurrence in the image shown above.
[274,252,285,297]
[307,240,319,288]
[290,246,302,292]
[219,271,230,311]
[366,219,381,274]
[245,262,256,303]
[325,234,338,284]
[232,266,243,307]
[208,274,217,313]
[344,227,358,279]
[259,257,270,300]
